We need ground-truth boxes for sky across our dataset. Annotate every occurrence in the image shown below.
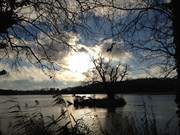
[0,0,176,90]
[0,33,136,90]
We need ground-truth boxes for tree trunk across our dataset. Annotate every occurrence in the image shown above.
[172,0,180,126]
[107,93,115,99]
[103,81,115,99]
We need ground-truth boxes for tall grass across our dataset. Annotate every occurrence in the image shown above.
[0,95,91,135]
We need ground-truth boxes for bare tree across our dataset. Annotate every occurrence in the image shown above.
[88,0,180,126]
[71,0,180,119]
[84,55,128,84]
[83,54,128,98]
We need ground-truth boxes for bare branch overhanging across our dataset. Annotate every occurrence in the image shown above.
[0,0,176,78]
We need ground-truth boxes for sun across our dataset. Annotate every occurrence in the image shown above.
[67,52,93,73]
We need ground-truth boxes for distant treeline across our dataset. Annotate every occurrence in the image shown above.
[0,88,60,95]
[60,78,179,94]
[0,78,179,95]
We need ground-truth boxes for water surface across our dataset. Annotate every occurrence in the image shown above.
[0,94,178,134]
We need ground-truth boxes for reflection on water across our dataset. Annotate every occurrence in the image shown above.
[0,94,179,134]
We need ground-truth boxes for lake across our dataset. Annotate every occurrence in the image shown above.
[0,94,179,135]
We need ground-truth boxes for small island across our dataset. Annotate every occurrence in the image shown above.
[74,96,126,108]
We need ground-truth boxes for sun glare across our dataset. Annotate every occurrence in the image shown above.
[67,52,93,73]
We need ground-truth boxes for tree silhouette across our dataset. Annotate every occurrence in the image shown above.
[84,55,128,84]
[0,1,179,75]
[0,0,90,71]
[83,55,128,98]
[91,0,180,127]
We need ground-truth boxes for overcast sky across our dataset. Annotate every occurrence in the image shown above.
[0,0,175,90]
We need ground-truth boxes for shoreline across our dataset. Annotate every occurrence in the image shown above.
[0,91,179,96]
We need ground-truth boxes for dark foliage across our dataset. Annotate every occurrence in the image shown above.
[60,78,179,94]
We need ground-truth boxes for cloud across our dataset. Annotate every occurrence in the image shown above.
[0,31,134,90]
[97,39,133,62]
[0,33,84,90]
[67,32,80,46]
[0,66,48,81]
[146,65,176,78]
[19,6,38,20]
[56,70,85,82]
[0,79,79,90]
[74,38,133,64]
[4,29,172,90]
[128,64,177,79]
[34,32,70,61]
[0,63,81,90]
